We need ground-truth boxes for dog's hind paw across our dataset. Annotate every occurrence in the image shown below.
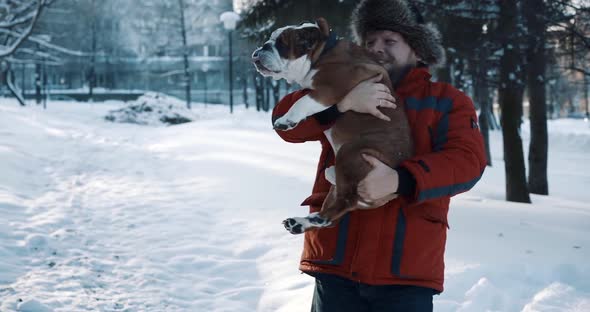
[307,212,331,227]
[282,213,332,235]
[283,218,304,234]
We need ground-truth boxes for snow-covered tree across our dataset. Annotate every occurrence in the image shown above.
[239,0,358,43]
[0,0,54,106]
[0,0,52,58]
[125,0,231,108]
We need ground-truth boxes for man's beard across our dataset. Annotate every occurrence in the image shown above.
[387,63,414,87]
[374,55,415,86]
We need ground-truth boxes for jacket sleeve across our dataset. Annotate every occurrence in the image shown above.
[399,93,487,203]
[272,90,337,143]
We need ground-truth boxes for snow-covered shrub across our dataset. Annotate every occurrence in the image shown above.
[104,92,197,126]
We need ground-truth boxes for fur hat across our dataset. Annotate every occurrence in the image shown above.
[350,0,445,67]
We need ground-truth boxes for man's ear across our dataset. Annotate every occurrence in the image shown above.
[414,51,423,63]
[315,17,330,37]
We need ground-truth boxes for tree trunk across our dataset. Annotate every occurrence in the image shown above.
[489,99,500,130]
[4,63,26,106]
[476,82,493,167]
[263,77,270,112]
[453,58,466,92]
[242,71,249,109]
[178,0,191,109]
[272,79,280,108]
[42,59,48,109]
[436,56,452,83]
[525,0,549,195]
[548,83,555,119]
[21,63,26,100]
[471,53,493,167]
[254,72,263,111]
[498,0,531,203]
[584,74,589,118]
[35,63,42,104]
[88,18,97,102]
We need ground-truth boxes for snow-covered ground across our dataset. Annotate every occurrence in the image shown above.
[0,98,589,312]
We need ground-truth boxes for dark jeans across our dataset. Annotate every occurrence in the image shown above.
[310,273,436,312]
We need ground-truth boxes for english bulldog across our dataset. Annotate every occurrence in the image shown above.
[252,18,414,234]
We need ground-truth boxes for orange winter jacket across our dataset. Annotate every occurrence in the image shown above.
[271,67,486,292]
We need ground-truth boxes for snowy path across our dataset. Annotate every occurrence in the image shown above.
[1,100,590,312]
[0,102,317,311]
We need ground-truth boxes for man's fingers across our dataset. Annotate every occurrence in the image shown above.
[372,109,391,121]
[372,194,398,207]
[373,83,390,93]
[385,93,397,102]
[357,187,372,201]
[368,73,383,82]
[359,153,380,171]
[362,153,379,161]
[376,98,397,109]
[380,101,397,109]
[357,182,367,195]
[376,90,395,102]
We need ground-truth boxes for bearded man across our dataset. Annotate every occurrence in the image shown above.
[271,1,487,311]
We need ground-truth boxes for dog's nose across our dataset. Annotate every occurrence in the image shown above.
[252,47,266,61]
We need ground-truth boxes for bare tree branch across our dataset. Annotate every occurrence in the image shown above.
[0,0,45,58]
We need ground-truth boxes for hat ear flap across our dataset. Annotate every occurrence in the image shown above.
[315,17,331,37]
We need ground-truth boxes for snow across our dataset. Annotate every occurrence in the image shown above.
[219,11,240,30]
[1,98,589,311]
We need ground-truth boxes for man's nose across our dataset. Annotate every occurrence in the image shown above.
[369,43,385,55]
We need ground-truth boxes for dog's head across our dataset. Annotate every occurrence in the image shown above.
[251,18,331,84]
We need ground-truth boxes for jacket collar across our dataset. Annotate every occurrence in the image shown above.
[395,66,432,95]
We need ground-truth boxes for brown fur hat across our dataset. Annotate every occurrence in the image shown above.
[350,0,445,67]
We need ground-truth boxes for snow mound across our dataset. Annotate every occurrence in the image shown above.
[23,234,54,254]
[17,299,53,312]
[456,277,508,311]
[522,283,590,312]
[104,92,197,126]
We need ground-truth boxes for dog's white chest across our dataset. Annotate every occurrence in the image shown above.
[323,128,340,154]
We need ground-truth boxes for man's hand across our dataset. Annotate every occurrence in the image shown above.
[358,153,399,204]
[336,74,397,121]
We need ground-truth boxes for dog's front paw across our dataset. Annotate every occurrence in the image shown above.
[283,218,305,234]
[273,116,300,131]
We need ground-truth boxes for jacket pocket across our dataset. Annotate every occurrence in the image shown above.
[301,213,350,265]
[386,206,446,281]
[407,199,449,227]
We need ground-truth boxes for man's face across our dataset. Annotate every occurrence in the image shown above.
[364,30,419,73]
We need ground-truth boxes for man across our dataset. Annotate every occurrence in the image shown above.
[271,0,486,311]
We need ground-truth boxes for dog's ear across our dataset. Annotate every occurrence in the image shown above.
[315,17,330,38]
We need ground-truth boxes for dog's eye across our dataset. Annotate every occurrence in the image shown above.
[275,39,288,55]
